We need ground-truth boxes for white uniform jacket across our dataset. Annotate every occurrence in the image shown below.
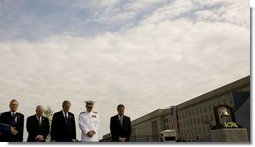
[78,111,99,142]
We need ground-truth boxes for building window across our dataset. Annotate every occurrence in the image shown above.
[229,97,234,105]
[210,114,213,121]
[213,102,217,107]
[184,130,187,137]
[223,98,227,104]
[196,128,199,135]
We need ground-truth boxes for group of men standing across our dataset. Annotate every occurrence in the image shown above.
[0,99,131,142]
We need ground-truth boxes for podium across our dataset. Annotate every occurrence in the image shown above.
[211,128,249,142]
[211,105,249,142]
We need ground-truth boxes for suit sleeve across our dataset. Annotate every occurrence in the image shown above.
[17,114,24,142]
[71,114,76,140]
[110,117,117,136]
[0,114,5,124]
[126,117,132,141]
[43,117,50,140]
[26,117,33,135]
[50,114,57,141]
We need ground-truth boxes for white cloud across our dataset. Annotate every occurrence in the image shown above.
[0,13,250,138]
[125,0,167,11]
[140,0,194,24]
[0,0,250,140]
[222,0,250,28]
[71,0,119,9]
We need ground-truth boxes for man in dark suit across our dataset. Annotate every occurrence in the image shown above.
[110,104,131,142]
[0,99,24,142]
[51,100,76,142]
[26,105,49,142]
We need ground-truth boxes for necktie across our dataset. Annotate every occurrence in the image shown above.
[65,112,68,124]
[120,116,123,127]
[38,116,42,127]
[11,113,16,126]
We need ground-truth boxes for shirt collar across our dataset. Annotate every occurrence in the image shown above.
[118,115,123,119]
[10,111,16,115]
[62,110,68,116]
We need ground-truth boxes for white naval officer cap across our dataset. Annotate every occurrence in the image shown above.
[84,100,95,107]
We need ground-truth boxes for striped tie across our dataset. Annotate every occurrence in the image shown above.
[11,113,16,126]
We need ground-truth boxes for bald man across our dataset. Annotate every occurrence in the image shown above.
[0,99,24,142]
[26,105,49,142]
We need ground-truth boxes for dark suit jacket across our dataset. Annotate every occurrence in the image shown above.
[0,111,24,142]
[51,111,76,142]
[26,115,49,142]
[110,115,131,142]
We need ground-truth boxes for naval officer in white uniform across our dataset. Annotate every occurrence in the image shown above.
[78,100,99,142]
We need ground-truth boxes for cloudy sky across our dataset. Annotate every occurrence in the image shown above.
[0,0,250,140]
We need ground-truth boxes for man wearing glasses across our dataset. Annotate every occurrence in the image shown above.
[78,100,100,142]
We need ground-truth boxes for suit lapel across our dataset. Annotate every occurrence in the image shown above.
[117,115,123,128]
[33,115,39,128]
[41,116,46,128]
[122,116,125,127]
[61,111,68,126]
[13,112,18,124]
